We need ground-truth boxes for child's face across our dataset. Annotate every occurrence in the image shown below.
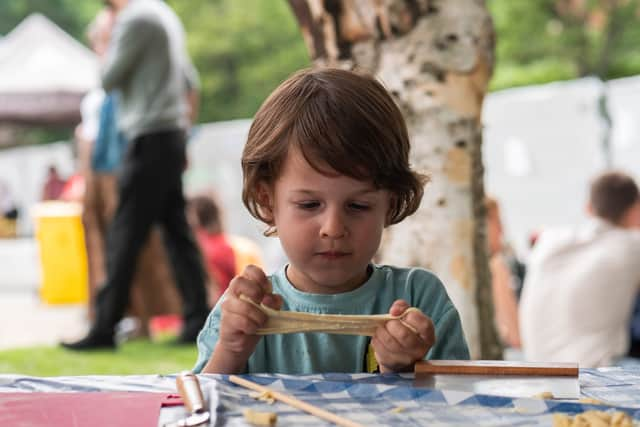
[264,147,391,294]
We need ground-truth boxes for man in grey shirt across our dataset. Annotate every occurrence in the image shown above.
[63,0,209,350]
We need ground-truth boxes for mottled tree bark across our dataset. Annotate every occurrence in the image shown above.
[288,0,501,359]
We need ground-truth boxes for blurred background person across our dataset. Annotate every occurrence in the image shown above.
[0,180,18,221]
[187,192,265,307]
[187,193,235,307]
[80,7,181,338]
[63,0,208,350]
[519,171,640,367]
[0,180,19,238]
[485,196,522,350]
[41,165,66,201]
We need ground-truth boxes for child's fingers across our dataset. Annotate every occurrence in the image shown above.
[261,293,283,310]
[242,264,272,293]
[222,296,268,327]
[374,322,405,355]
[229,275,265,303]
[372,330,413,369]
[389,299,410,316]
[385,319,426,356]
[403,310,435,346]
[221,311,263,335]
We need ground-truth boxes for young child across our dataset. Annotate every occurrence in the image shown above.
[194,68,469,374]
[187,194,237,307]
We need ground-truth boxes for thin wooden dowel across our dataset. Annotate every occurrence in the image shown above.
[229,375,365,427]
[414,360,579,377]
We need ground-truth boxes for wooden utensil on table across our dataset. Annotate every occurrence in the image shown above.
[164,372,210,427]
[414,360,580,399]
[415,360,578,376]
[229,375,365,427]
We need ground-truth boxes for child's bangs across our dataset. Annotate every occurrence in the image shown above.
[289,96,383,184]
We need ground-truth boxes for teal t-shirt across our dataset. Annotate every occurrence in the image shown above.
[193,264,469,374]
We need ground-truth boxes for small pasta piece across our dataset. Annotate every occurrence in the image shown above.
[243,408,277,426]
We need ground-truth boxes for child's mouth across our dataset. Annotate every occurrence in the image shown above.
[317,251,349,259]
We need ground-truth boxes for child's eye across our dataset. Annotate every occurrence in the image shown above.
[296,201,320,210]
[348,202,370,211]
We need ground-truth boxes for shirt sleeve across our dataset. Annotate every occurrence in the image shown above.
[426,305,470,360]
[407,269,470,360]
[193,305,221,373]
[101,15,158,91]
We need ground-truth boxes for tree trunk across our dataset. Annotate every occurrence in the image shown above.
[288,0,501,359]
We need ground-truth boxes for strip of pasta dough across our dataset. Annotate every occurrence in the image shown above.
[239,294,420,336]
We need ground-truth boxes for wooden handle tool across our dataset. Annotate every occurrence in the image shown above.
[164,372,210,427]
[415,360,579,376]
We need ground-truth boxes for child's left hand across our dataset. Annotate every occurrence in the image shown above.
[371,300,435,373]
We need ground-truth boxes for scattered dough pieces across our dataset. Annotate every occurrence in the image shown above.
[243,408,278,426]
[249,390,276,405]
[552,410,633,427]
[534,391,555,399]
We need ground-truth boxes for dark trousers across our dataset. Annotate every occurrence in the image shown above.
[92,129,209,337]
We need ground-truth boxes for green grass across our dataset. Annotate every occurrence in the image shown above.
[0,340,199,376]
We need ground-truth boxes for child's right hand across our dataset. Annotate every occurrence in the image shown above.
[210,265,282,371]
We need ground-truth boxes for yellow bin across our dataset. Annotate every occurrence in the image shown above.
[33,201,88,304]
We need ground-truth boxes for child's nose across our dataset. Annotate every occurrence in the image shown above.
[320,209,347,239]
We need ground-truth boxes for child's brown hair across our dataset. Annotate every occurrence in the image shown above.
[241,68,428,229]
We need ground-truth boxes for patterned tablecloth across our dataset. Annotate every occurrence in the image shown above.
[2,367,640,426]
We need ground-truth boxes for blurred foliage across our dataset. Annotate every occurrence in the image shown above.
[166,0,309,122]
[489,0,640,90]
[1,0,639,128]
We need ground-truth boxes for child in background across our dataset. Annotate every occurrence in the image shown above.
[194,68,469,374]
[485,196,521,349]
[188,194,237,307]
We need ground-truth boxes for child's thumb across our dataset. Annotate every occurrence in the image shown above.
[389,299,410,316]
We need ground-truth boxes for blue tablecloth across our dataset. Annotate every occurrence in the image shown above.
[2,367,640,426]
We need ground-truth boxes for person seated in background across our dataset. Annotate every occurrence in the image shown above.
[519,171,640,367]
[485,196,522,349]
[0,181,18,221]
[188,194,237,307]
[188,193,266,307]
[0,181,19,238]
[41,166,66,201]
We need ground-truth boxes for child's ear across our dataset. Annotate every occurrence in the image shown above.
[256,182,275,224]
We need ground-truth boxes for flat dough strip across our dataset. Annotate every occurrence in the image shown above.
[239,294,420,336]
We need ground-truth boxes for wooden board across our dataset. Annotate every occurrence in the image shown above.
[415,360,579,377]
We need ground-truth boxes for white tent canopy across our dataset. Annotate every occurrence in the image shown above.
[0,14,99,125]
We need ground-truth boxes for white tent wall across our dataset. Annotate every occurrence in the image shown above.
[609,76,640,176]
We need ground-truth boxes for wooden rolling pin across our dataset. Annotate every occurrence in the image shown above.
[415,360,579,376]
